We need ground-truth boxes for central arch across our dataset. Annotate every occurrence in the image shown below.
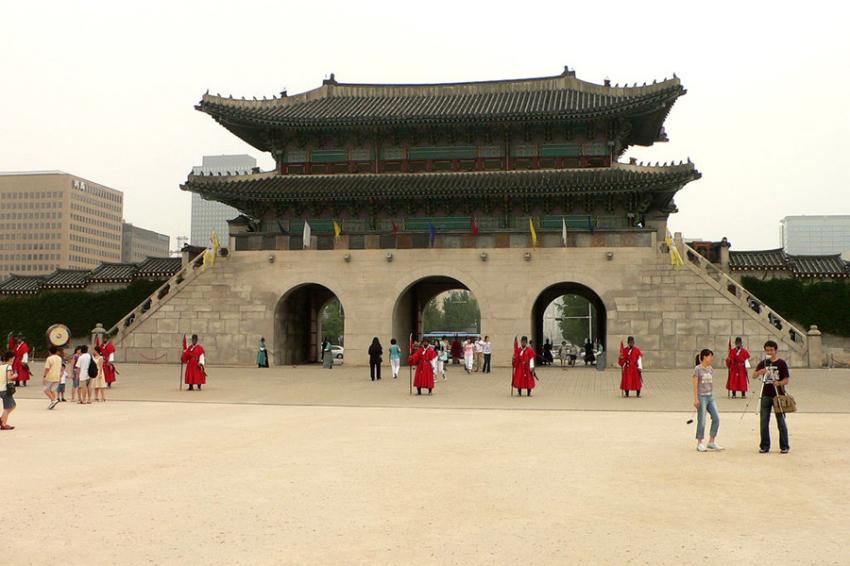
[392,275,481,342]
[274,283,344,365]
[532,282,607,363]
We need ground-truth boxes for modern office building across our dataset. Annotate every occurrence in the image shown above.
[122,222,170,263]
[780,215,850,255]
[190,154,255,246]
[0,171,123,279]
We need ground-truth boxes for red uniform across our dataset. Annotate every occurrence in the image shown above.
[102,342,117,385]
[512,346,536,390]
[725,346,750,393]
[182,344,206,385]
[409,346,436,390]
[618,345,642,392]
[12,340,31,383]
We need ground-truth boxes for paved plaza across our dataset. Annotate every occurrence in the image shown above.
[8,362,850,565]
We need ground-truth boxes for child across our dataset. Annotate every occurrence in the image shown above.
[693,348,722,452]
[389,338,401,379]
[438,338,449,380]
[558,341,568,367]
[57,347,68,402]
[70,347,81,402]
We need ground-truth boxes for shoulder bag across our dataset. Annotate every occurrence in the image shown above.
[773,385,797,413]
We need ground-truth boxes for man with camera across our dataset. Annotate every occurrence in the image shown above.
[751,340,790,454]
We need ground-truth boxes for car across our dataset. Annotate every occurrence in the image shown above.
[330,345,344,364]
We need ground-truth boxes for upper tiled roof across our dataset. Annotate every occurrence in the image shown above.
[88,263,138,282]
[730,249,850,277]
[0,275,44,294]
[198,69,685,149]
[137,257,182,277]
[42,269,89,288]
[183,162,700,207]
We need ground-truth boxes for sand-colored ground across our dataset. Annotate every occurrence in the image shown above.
[7,363,850,565]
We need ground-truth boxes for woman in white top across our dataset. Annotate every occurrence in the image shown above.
[92,347,107,402]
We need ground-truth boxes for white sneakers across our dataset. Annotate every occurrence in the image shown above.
[697,442,725,452]
[697,443,706,452]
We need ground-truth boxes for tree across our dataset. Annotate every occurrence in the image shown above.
[441,290,480,333]
[556,294,596,345]
[320,298,344,344]
[422,298,443,333]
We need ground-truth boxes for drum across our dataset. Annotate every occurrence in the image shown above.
[46,324,71,348]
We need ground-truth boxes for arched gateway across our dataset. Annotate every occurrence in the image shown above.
[274,283,343,365]
[532,282,607,358]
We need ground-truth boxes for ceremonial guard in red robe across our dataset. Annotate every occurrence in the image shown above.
[101,337,117,388]
[725,336,750,398]
[8,333,31,387]
[618,336,643,397]
[182,334,206,390]
[512,336,537,396]
[409,339,437,395]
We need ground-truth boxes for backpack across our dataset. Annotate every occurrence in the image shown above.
[87,356,98,379]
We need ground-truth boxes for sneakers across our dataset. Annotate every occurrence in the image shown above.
[696,443,707,452]
[759,448,769,453]
[707,443,724,451]
[781,448,790,454]
[48,400,59,410]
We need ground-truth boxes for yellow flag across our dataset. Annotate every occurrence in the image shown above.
[210,230,220,266]
[333,221,342,241]
[665,229,684,268]
[529,218,538,247]
[201,249,213,272]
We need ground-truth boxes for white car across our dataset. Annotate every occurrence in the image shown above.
[330,345,344,364]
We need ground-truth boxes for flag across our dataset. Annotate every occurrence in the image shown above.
[471,218,480,236]
[664,229,684,268]
[529,218,538,247]
[428,222,436,247]
[276,221,289,235]
[391,221,399,235]
[201,249,213,271]
[7,334,14,351]
[333,220,342,241]
[513,336,520,367]
[561,217,568,247]
[95,335,101,348]
[302,220,312,249]
[408,333,414,355]
[182,334,187,352]
[210,230,220,266]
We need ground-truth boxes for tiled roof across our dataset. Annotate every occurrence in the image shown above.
[42,269,89,288]
[137,257,182,277]
[197,70,685,149]
[88,263,138,282]
[0,275,44,293]
[182,162,701,206]
[730,249,850,277]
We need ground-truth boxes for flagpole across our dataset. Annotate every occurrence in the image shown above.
[408,332,413,396]
[179,334,185,391]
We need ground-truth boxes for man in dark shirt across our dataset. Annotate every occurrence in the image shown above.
[752,340,790,454]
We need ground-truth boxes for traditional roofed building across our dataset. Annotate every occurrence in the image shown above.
[107,67,818,370]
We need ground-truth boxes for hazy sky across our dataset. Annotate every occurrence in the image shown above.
[2,1,848,250]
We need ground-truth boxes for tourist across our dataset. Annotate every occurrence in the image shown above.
[75,345,92,404]
[583,338,596,366]
[438,337,449,380]
[368,337,382,381]
[692,349,722,452]
[432,338,445,381]
[102,335,117,388]
[558,341,569,368]
[57,347,68,402]
[42,345,62,410]
[0,351,16,430]
[389,338,401,379]
[568,343,578,366]
[482,335,492,373]
[450,337,462,365]
[725,336,750,398]
[618,336,643,397]
[70,346,81,402]
[182,334,206,391]
[9,332,31,387]
[409,338,437,395]
[512,336,536,396]
[463,338,475,373]
[92,346,108,402]
[752,340,791,454]
[257,337,269,368]
[474,337,484,372]
[542,339,554,366]
[322,338,334,369]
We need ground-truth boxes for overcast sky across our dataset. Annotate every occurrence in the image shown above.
[2,1,848,250]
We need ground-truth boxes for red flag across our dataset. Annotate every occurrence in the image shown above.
[408,333,414,355]
[512,336,520,368]
[618,340,626,367]
[391,221,399,235]
[7,335,14,351]
[182,334,187,352]
[95,335,101,348]
[471,218,480,236]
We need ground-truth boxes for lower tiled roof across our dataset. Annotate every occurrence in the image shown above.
[730,249,850,277]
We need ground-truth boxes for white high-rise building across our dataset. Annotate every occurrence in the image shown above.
[190,155,256,246]
[780,215,850,255]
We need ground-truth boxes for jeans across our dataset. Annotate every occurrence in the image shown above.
[483,353,491,373]
[760,395,789,451]
[696,394,720,440]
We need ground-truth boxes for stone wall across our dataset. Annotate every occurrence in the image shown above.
[114,245,804,368]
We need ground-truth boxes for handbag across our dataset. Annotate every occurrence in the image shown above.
[773,385,797,413]
[3,365,14,397]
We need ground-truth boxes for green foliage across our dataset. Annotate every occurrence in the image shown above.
[742,277,850,337]
[422,291,481,333]
[557,294,597,345]
[320,298,344,343]
[0,280,164,352]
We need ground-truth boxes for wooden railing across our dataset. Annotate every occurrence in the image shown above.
[106,252,208,344]
[676,238,806,352]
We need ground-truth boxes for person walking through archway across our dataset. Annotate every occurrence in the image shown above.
[257,337,269,368]
[368,337,383,381]
[512,336,536,396]
[409,338,436,395]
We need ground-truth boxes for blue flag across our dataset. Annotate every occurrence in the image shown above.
[428,222,436,247]
[277,221,289,235]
